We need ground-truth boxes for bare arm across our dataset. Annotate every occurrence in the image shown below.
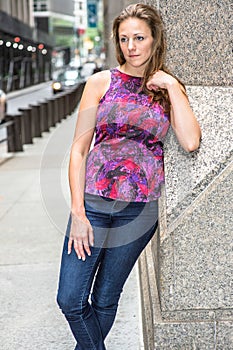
[146,70,201,152]
[68,70,110,259]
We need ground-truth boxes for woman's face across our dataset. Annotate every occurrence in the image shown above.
[118,17,154,71]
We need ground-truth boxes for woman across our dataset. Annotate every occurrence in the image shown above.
[57,3,201,349]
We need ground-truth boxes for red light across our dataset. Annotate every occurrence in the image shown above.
[38,43,44,50]
[77,28,85,36]
[14,37,20,43]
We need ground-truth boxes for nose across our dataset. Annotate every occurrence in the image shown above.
[127,38,135,51]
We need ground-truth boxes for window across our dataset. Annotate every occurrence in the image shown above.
[33,0,48,12]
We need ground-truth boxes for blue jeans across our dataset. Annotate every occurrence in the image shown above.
[57,193,158,350]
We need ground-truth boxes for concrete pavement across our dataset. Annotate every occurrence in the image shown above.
[0,110,144,349]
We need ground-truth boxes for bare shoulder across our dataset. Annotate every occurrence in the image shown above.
[79,70,111,108]
[86,70,110,87]
[85,70,111,100]
[89,69,111,81]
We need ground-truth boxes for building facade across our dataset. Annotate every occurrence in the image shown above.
[0,0,53,92]
[34,0,92,68]
[0,0,34,27]
[33,0,103,69]
[33,0,76,68]
[74,0,104,65]
[33,0,75,40]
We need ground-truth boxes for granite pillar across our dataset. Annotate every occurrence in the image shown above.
[138,1,233,349]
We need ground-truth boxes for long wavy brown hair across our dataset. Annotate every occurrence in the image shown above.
[112,3,185,113]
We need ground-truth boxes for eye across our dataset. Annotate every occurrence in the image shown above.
[120,37,128,43]
[136,36,144,41]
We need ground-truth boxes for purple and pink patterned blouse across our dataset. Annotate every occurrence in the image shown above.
[84,68,170,202]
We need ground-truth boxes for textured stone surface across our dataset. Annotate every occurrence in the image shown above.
[153,322,216,350]
[217,322,233,349]
[159,166,233,311]
[150,86,233,347]
[162,86,233,227]
[139,236,233,349]
[161,310,216,322]
[158,0,232,86]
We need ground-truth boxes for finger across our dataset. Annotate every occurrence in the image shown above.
[88,226,94,247]
[84,242,91,257]
[146,82,153,90]
[82,232,92,257]
[81,233,91,257]
[146,82,157,91]
[68,238,73,255]
[74,239,85,261]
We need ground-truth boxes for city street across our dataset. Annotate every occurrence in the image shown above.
[0,104,143,349]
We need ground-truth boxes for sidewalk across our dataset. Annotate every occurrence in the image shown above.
[0,111,144,350]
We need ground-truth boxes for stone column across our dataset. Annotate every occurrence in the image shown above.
[139,0,233,349]
[10,0,17,19]
[22,0,29,26]
[28,0,35,27]
[103,0,135,68]
[21,0,34,27]
[17,0,24,23]
[0,0,11,14]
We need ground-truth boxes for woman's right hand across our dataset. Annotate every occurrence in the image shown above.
[68,212,94,261]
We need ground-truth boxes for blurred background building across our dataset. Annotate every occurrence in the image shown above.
[33,0,74,69]
[33,0,104,70]
[0,0,54,92]
[0,0,34,26]
[73,0,104,67]
[0,0,104,93]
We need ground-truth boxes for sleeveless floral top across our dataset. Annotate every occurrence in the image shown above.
[84,68,170,202]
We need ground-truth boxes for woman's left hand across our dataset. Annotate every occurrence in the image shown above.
[146,70,178,91]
